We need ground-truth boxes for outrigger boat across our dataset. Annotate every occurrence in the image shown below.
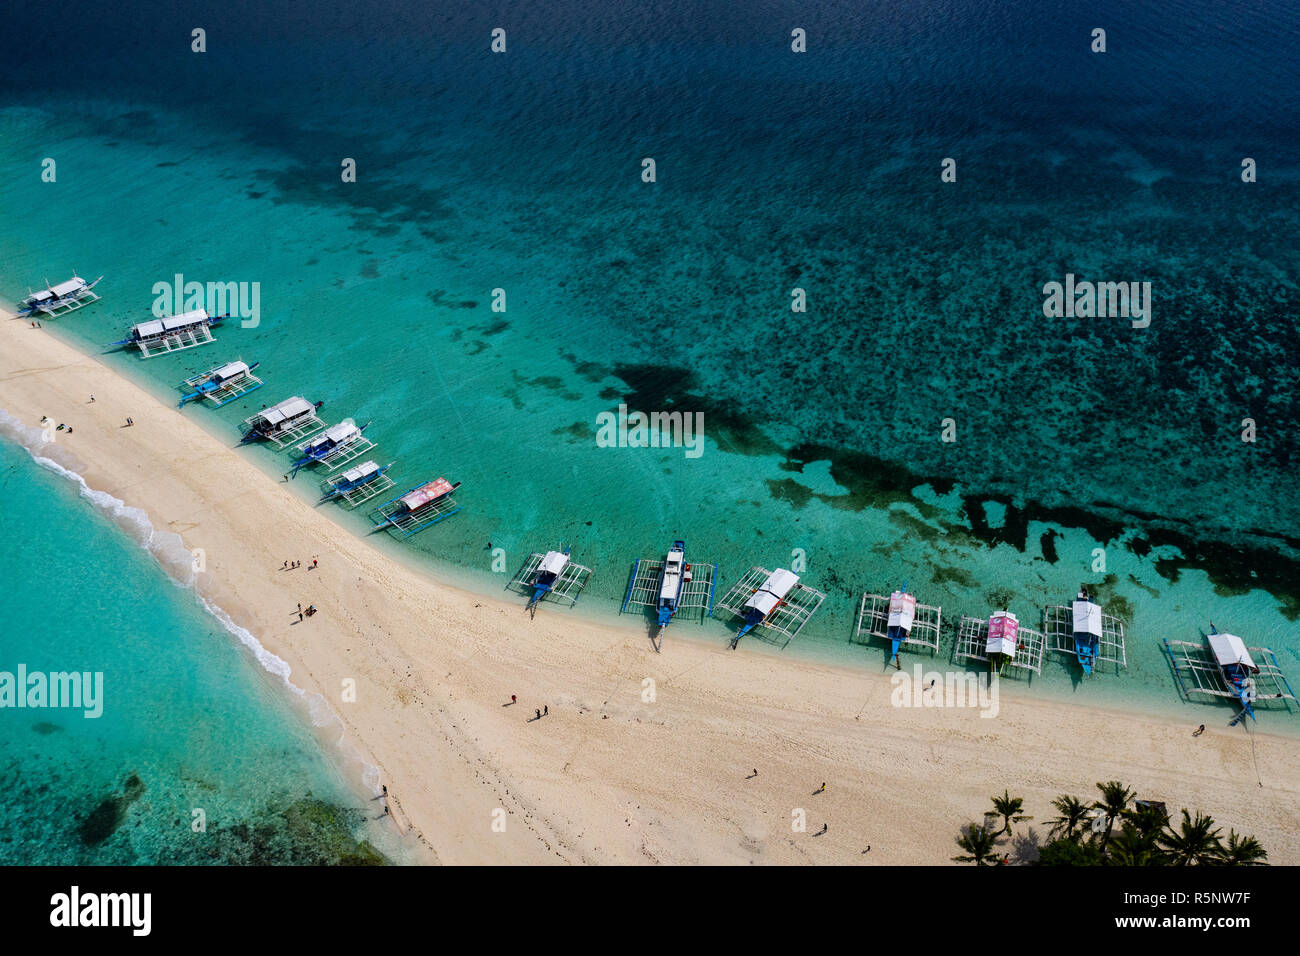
[113,309,225,357]
[371,477,462,537]
[620,540,718,650]
[955,609,1045,676]
[320,460,394,508]
[855,584,941,667]
[712,566,826,649]
[509,548,593,616]
[1044,588,1127,675]
[18,274,103,317]
[291,420,371,476]
[1164,625,1298,725]
[178,360,262,407]
[240,396,325,446]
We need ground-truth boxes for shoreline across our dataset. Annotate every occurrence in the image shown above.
[3,313,1298,864]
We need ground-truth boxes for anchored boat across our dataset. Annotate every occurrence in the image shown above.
[240,396,325,446]
[178,360,262,407]
[1044,588,1127,675]
[856,585,942,666]
[18,274,103,317]
[291,420,372,476]
[712,566,826,649]
[509,548,593,616]
[1164,625,1298,724]
[371,477,462,537]
[320,460,395,508]
[114,309,225,357]
[955,609,1045,676]
[621,540,718,649]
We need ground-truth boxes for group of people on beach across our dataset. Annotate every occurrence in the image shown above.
[505,695,551,721]
[281,557,319,570]
[295,602,317,623]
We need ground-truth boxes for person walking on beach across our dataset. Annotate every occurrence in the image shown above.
[543,705,548,716]
[510,695,517,705]
[89,395,94,403]
[815,782,826,794]
[535,709,541,720]
[311,557,318,569]
[297,603,302,614]
[818,823,828,835]
[1193,724,1205,737]
[298,612,303,622]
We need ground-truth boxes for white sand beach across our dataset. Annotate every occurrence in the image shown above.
[2,313,1297,865]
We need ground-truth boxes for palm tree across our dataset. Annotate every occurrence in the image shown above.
[1123,802,1170,842]
[1106,822,1164,866]
[953,824,998,865]
[1218,830,1268,866]
[1093,780,1135,854]
[1048,795,1089,841]
[1159,810,1224,866]
[989,790,1031,837]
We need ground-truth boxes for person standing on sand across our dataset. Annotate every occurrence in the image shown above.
[816,782,826,794]
[543,705,548,716]
[535,709,541,720]
[1193,724,1205,737]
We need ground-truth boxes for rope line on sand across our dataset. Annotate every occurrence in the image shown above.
[1244,719,1263,788]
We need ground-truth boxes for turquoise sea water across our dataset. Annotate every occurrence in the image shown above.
[0,430,406,863]
[2,0,1299,852]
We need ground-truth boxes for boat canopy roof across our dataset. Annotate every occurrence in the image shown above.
[987,610,1019,655]
[659,550,684,601]
[1072,598,1103,637]
[258,396,313,426]
[49,276,85,296]
[888,590,917,630]
[28,289,55,302]
[212,361,249,380]
[338,460,380,483]
[401,478,454,511]
[745,568,798,616]
[539,550,570,575]
[133,309,209,338]
[319,422,359,444]
[1208,633,1258,672]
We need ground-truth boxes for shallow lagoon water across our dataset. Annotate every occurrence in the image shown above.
[1,0,1297,851]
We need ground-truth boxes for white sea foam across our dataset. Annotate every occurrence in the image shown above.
[0,406,383,795]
